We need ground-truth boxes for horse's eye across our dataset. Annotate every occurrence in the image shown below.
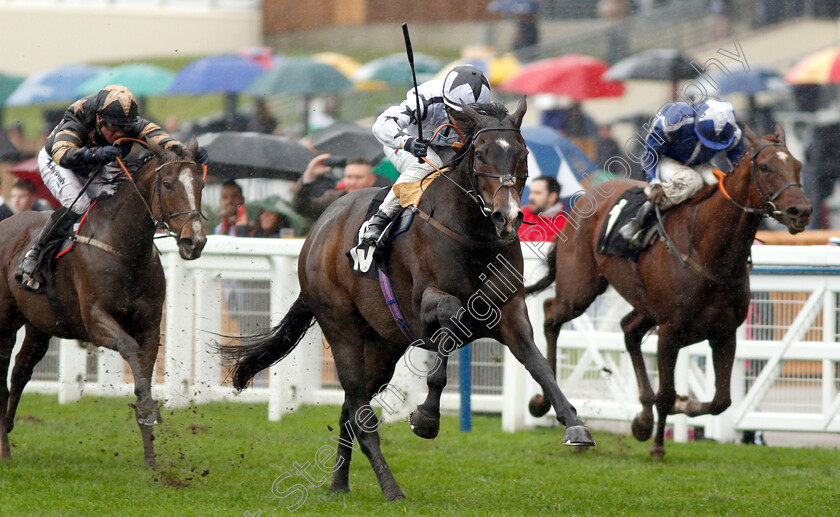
[163,181,174,190]
[760,164,769,172]
[475,151,484,162]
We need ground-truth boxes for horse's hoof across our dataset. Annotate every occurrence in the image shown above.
[528,394,551,417]
[145,457,157,468]
[563,425,595,446]
[329,483,350,494]
[383,486,406,501]
[631,413,653,441]
[650,444,665,459]
[409,408,439,440]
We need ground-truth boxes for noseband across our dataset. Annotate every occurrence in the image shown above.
[719,141,802,217]
[464,127,527,217]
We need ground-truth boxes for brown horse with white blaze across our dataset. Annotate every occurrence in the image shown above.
[526,124,811,458]
[0,140,206,466]
[221,99,595,501]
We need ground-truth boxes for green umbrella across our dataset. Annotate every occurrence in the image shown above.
[76,63,175,97]
[247,57,353,96]
[373,158,400,181]
[354,53,443,85]
[247,57,353,134]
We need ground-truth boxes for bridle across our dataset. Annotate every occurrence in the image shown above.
[439,126,527,217]
[715,141,802,217]
[114,138,205,240]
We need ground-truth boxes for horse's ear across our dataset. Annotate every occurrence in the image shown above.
[741,123,762,148]
[146,138,165,158]
[449,103,482,132]
[509,96,527,128]
[185,137,199,159]
[773,122,786,145]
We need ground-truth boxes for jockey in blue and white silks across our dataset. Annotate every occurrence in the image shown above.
[359,65,493,246]
[619,99,746,245]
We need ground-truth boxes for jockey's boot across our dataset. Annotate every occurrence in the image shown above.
[618,201,653,248]
[360,210,393,247]
[16,207,74,291]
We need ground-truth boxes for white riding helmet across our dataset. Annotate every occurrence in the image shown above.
[442,65,492,111]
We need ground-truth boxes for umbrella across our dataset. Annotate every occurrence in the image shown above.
[499,54,624,101]
[5,63,107,106]
[9,158,60,207]
[196,131,316,180]
[247,57,353,134]
[521,125,604,205]
[310,121,383,165]
[0,129,22,161]
[434,54,521,86]
[604,49,699,100]
[711,67,789,121]
[0,71,24,106]
[312,52,362,79]
[784,47,840,84]
[488,0,540,15]
[76,63,175,97]
[353,53,443,85]
[166,55,263,95]
[237,46,276,70]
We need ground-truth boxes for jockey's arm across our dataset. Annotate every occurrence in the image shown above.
[372,101,417,151]
[725,136,747,171]
[135,119,182,152]
[642,120,669,184]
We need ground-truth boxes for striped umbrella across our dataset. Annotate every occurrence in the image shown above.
[785,47,840,84]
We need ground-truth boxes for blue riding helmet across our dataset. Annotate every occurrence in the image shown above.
[693,99,739,150]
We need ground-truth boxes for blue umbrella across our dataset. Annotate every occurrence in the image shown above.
[711,67,789,96]
[488,0,540,15]
[166,54,263,95]
[521,125,601,206]
[6,63,107,106]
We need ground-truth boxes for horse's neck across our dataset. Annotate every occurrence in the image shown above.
[87,168,157,263]
[692,162,761,276]
[423,162,496,241]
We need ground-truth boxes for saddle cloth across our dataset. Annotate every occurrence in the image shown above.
[346,187,415,280]
[597,187,656,262]
[29,203,95,292]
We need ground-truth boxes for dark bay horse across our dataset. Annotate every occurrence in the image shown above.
[526,124,811,458]
[222,100,594,501]
[0,140,206,466]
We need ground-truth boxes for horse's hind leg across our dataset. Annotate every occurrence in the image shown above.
[5,325,51,436]
[327,326,405,501]
[621,310,657,441]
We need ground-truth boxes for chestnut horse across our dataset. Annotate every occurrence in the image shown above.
[0,140,206,466]
[525,124,811,458]
[221,100,594,501]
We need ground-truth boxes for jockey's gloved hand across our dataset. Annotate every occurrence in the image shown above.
[648,184,665,205]
[86,145,121,164]
[404,138,428,158]
[195,146,209,164]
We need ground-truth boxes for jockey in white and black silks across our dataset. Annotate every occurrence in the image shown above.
[16,84,208,290]
[619,99,746,247]
[359,65,493,246]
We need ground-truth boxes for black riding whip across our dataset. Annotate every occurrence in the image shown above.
[402,23,425,163]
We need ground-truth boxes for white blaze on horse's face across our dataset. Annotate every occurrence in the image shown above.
[483,133,526,242]
[179,168,203,236]
[172,166,206,260]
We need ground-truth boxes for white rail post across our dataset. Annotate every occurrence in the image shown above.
[268,255,301,422]
[502,348,532,432]
[58,339,87,404]
[823,287,837,424]
[672,349,689,443]
[192,268,222,403]
[163,253,195,407]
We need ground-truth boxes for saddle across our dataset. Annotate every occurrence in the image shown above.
[346,187,416,280]
[597,187,660,262]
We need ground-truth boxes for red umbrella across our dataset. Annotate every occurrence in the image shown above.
[499,54,625,101]
[9,158,60,208]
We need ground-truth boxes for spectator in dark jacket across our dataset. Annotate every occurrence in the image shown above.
[292,156,392,221]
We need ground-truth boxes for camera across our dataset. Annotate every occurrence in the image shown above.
[324,155,347,167]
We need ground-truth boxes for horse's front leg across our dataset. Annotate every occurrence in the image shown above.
[408,286,463,439]
[134,325,163,467]
[671,334,735,418]
[498,298,594,446]
[83,303,161,462]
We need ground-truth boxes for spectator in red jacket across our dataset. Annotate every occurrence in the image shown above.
[518,176,566,242]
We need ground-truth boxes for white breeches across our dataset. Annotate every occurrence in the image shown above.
[653,156,718,210]
[39,147,118,213]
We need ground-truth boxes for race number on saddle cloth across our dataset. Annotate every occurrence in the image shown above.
[358,65,492,246]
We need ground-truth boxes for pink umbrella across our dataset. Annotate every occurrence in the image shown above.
[499,54,625,101]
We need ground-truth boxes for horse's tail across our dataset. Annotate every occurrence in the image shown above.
[218,293,315,391]
[524,241,557,295]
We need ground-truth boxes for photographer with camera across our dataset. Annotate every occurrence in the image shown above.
[292,154,392,222]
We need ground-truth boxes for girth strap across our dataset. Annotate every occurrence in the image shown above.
[415,207,500,248]
[71,235,125,259]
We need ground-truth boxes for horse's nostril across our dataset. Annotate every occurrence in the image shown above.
[786,206,800,216]
[491,211,506,226]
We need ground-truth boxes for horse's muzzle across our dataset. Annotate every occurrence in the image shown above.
[782,201,812,234]
[492,208,523,242]
[178,234,206,260]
